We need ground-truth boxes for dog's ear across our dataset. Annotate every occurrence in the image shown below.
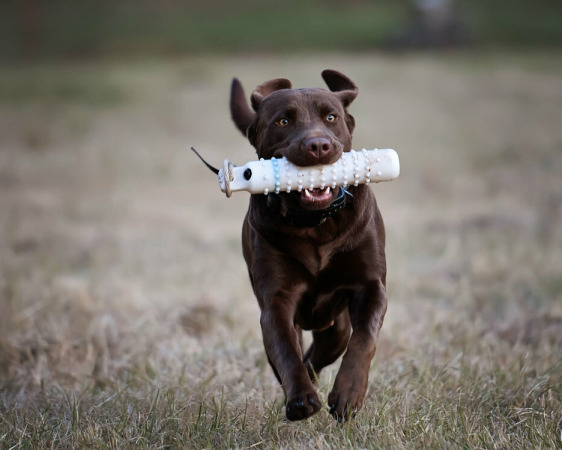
[230,78,256,136]
[250,78,292,111]
[321,70,358,107]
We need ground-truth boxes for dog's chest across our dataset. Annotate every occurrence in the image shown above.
[290,228,351,273]
[293,246,366,330]
[298,243,335,274]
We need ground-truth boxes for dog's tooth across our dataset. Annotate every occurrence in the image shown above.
[325,187,331,194]
[304,189,311,198]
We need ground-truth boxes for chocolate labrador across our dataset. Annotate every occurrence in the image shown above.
[229,70,387,422]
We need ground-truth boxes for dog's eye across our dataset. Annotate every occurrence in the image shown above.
[326,114,337,122]
[277,118,289,126]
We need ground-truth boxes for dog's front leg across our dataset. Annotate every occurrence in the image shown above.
[328,279,388,421]
[260,300,321,421]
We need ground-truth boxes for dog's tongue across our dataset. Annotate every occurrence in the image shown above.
[301,187,332,203]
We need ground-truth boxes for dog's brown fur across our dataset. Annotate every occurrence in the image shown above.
[230,70,387,421]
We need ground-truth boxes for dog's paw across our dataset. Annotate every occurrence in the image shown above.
[327,388,363,422]
[285,390,321,421]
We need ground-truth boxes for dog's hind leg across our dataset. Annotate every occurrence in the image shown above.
[303,310,352,381]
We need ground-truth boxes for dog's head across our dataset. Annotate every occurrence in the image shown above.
[230,70,358,210]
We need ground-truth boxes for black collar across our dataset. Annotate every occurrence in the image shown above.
[266,187,354,228]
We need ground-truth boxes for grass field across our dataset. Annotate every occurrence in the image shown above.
[1,51,561,448]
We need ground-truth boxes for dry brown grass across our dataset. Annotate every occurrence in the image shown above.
[1,52,561,448]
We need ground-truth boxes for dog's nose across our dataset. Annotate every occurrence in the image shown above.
[305,137,331,160]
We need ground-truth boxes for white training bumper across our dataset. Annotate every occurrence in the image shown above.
[218,148,400,197]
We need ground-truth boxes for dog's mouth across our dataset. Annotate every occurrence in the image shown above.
[298,186,335,209]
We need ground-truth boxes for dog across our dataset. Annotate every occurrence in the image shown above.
[229,70,387,421]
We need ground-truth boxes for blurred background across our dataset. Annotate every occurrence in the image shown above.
[0,1,561,446]
[2,0,562,60]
